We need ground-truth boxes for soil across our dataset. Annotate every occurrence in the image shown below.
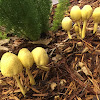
[0,0,100,100]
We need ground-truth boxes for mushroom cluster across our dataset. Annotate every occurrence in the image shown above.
[0,47,49,96]
[61,5,100,39]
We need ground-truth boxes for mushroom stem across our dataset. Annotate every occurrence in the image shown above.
[82,20,87,38]
[93,22,98,34]
[77,21,81,36]
[26,68,36,85]
[37,65,50,71]
[14,75,26,96]
[73,24,80,39]
[67,31,72,39]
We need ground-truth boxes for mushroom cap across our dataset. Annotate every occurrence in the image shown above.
[92,7,100,22]
[73,24,79,32]
[31,47,49,66]
[81,5,93,20]
[62,17,72,31]
[70,6,81,21]
[18,48,34,68]
[1,52,23,77]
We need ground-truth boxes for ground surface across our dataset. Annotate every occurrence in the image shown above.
[0,0,100,100]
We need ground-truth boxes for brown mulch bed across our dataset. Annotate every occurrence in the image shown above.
[0,0,100,100]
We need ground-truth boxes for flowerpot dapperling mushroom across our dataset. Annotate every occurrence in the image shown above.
[1,52,26,96]
[32,47,49,71]
[62,17,72,39]
[81,5,93,39]
[18,48,36,85]
[70,5,82,36]
[92,7,100,34]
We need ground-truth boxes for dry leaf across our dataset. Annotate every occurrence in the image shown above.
[89,77,100,94]
[82,47,89,53]
[60,79,66,86]
[94,50,100,55]
[77,42,83,47]
[29,38,52,45]
[76,97,82,100]
[85,95,94,100]
[74,70,85,80]
[52,54,62,62]
[50,82,57,91]
[0,39,10,46]
[64,47,73,53]
[77,62,92,77]
[0,80,8,85]
[0,46,9,51]
[54,95,60,100]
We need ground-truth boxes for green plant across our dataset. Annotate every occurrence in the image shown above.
[0,32,7,39]
[0,0,51,40]
[37,0,52,33]
[51,0,70,32]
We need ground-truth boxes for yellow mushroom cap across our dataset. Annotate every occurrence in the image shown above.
[1,52,23,77]
[18,48,34,68]
[73,23,79,32]
[92,7,100,22]
[62,17,72,31]
[31,47,49,67]
[81,5,93,20]
[70,6,81,21]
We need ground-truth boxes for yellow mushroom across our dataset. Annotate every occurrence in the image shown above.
[92,7,100,34]
[81,5,93,38]
[62,17,72,39]
[18,48,35,85]
[32,47,49,71]
[1,52,26,96]
[70,5,82,36]
[73,23,80,38]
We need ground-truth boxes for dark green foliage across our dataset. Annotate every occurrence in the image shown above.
[37,0,51,33]
[51,0,70,32]
[0,0,51,40]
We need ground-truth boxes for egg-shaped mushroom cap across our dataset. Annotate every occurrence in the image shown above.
[92,7,100,22]
[73,24,79,32]
[81,5,93,20]
[70,6,81,21]
[18,48,34,68]
[32,47,49,66]
[62,17,72,31]
[1,52,23,77]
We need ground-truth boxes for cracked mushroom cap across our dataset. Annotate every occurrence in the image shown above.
[1,52,23,77]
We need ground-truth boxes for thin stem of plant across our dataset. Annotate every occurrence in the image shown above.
[93,22,98,34]
[82,20,87,39]
[67,31,72,39]
[26,68,36,85]
[14,75,26,96]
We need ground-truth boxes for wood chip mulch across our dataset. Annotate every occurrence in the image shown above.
[0,0,100,100]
